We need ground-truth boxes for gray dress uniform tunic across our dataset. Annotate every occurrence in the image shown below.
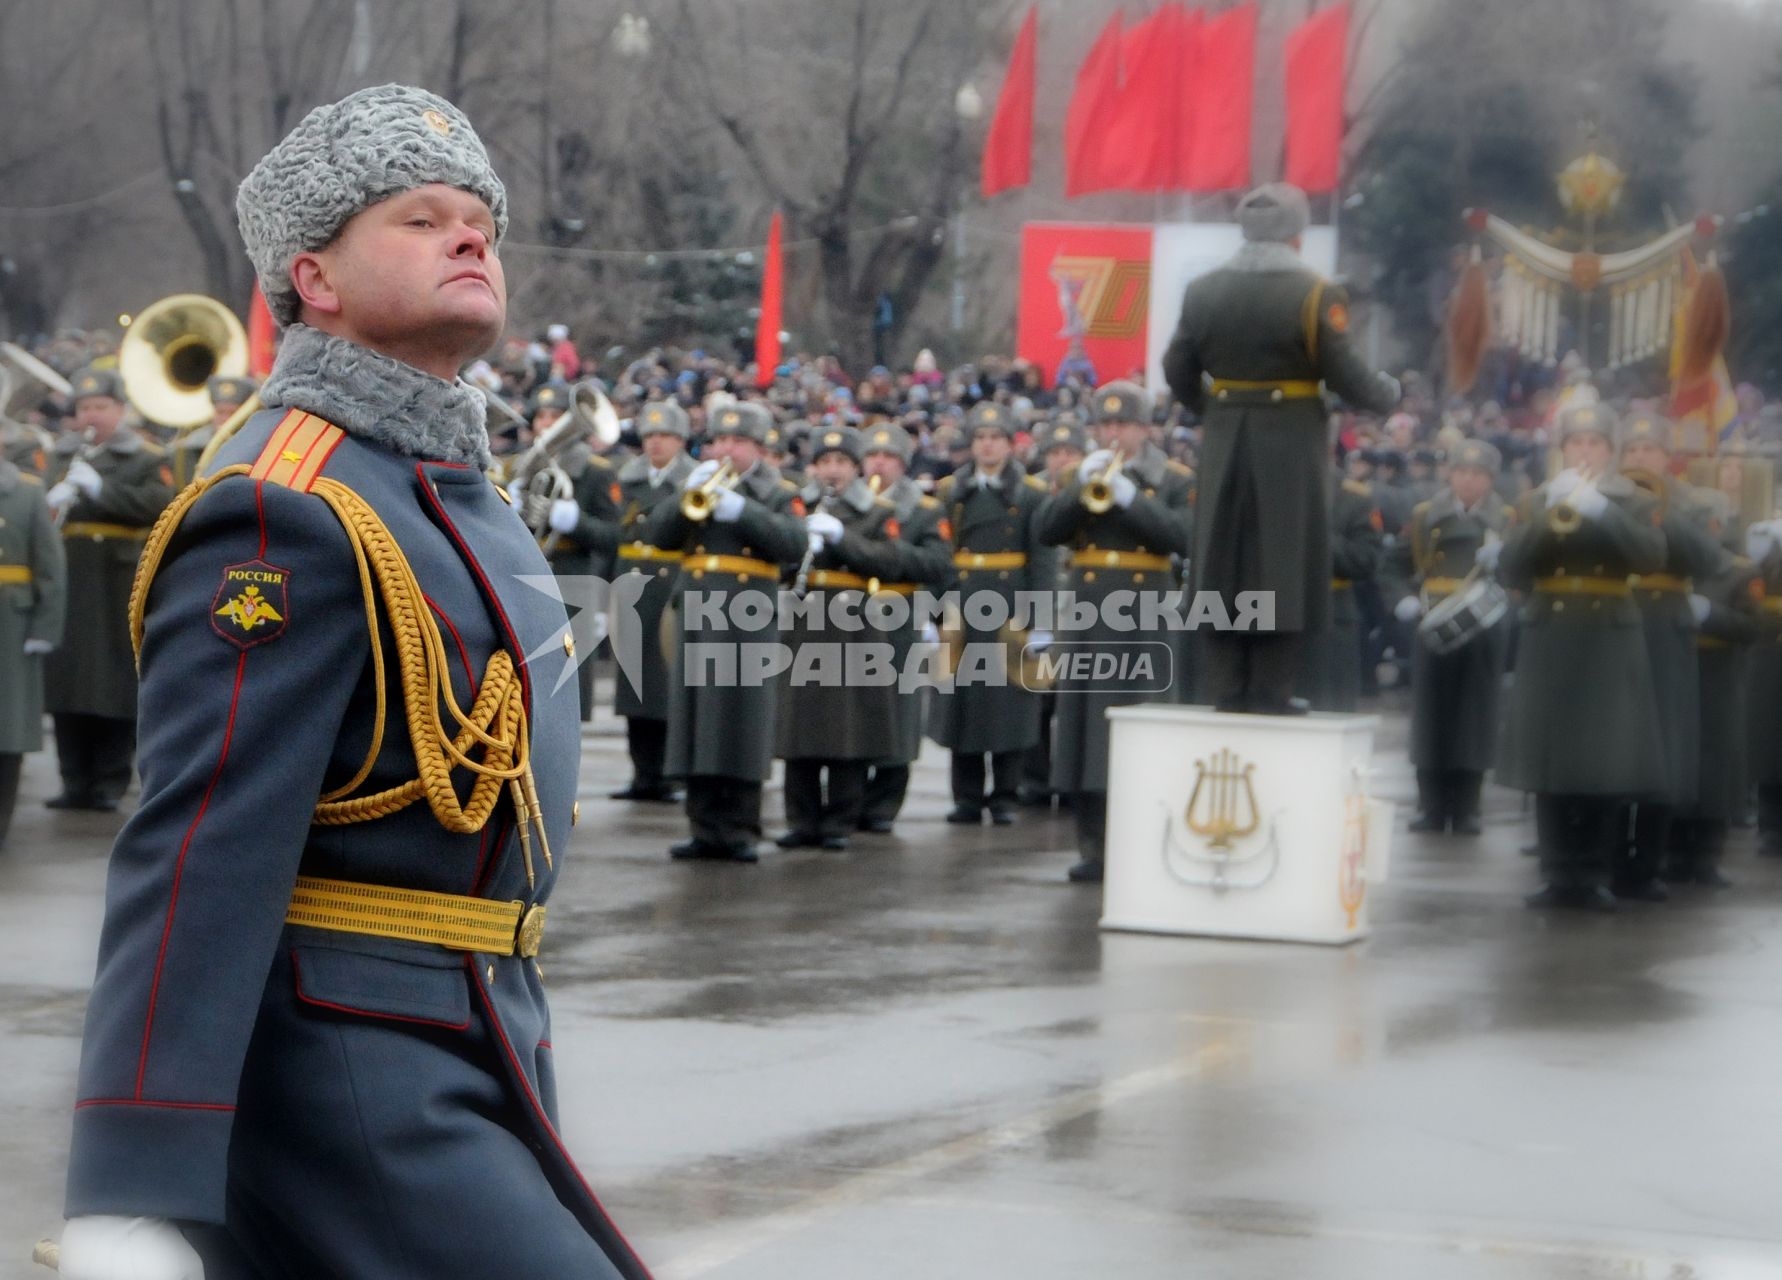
[1408,489,1517,773]
[925,461,1057,755]
[0,461,65,752]
[646,462,808,782]
[612,450,694,722]
[1496,476,1667,796]
[44,428,176,719]
[1035,443,1193,793]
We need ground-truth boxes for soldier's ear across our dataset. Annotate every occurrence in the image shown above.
[291,251,345,319]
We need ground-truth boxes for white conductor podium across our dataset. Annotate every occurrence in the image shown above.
[1101,706,1392,946]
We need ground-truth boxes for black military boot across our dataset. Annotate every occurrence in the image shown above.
[1408,769,1445,833]
[1067,856,1104,883]
[1448,772,1483,836]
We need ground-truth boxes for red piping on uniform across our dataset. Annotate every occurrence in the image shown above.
[134,647,249,1098]
[468,961,653,1279]
[306,427,345,484]
[415,464,532,711]
[538,1040,552,1050]
[423,592,479,699]
[292,952,471,1032]
[76,1098,236,1112]
[254,480,268,559]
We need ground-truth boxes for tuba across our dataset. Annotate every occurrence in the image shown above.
[118,294,249,430]
[0,341,72,421]
[511,381,622,553]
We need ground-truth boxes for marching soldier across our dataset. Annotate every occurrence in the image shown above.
[927,401,1056,825]
[0,454,64,847]
[775,426,909,850]
[526,379,621,721]
[171,373,257,489]
[609,399,695,801]
[53,85,651,1279]
[1615,413,1721,899]
[42,366,175,810]
[858,422,952,834]
[1671,489,1758,887]
[1022,414,1092,804]
[3,411,52,476]
[1036,381,1193,882]
[1302,468,1383,712]
[1743,511,1782,857]
[1397,439,1515,834]
[1161,183,1400,713]
[645,399,807,862]
[1497,403,1666,910]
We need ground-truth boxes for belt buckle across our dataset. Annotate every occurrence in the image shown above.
[516,903,547,958]
[972,553,985,568]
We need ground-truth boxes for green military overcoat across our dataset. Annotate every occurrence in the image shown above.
[0,461,66,751]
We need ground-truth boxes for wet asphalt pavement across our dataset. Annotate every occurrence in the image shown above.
[4,692,1782,1279]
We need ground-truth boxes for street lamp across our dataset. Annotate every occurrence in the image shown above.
[612,14,652,59]
[950,83,982,332]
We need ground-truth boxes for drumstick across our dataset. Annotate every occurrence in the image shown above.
[32,1239,60,1270]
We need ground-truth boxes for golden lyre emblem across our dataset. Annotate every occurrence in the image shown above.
[216,584,284,633]
[1184,748,1260,850]
[1338,794,1368,928]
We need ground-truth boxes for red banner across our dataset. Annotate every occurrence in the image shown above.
[1101,4,1187,192]
[1016,223,1154,387]
[1185,2,1255,192]
[1064,13,1124,197]
[981,7,1037,197]
[755,210,783,387]
[1284,2,1348,193]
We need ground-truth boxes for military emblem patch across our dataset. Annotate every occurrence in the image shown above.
[1326,303,1350,334]
[211,559,290,650]
[422,108,452,135]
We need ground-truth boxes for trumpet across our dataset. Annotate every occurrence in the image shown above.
[681,460,740,521]
[1548,464,1601,536]
[1081,448,1126,514]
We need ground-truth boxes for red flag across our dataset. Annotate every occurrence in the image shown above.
[1185,2,1255,191]
[247,282,276,377]
[1064,13,1124,197]
[1101,4,1187,191]
[755,210,783,389]
[1284,3,1348,192]
[981,7,1037,197]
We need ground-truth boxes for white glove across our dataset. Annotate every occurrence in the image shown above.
[1076,449,1114,483]
[1027,629,1054,652]
[66,457,103,498]
[1569,485,1608,521]
[56,1215,205,1280]
[1473,540,1503,572]
[47,480,78,510]
[683,458,721,490]
[1688,593,1712,626]
[806,531,825,557]
[1110,472,1138,508]
[711,488,745,523]
[506,477,526,506]
[23,638,53,656]
[1546,468,1582,502]
[1747,526,1778,561]
[1394,595,1424,623]
[921,621,940,645]
[805,511,844,545]
[547,498,580,535]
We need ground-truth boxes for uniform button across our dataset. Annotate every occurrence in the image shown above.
[1084,571,1096,584]
[1133,573,1145,584]
[999,571,1009,580]
[657,567,668,577]
[486,964,496,985]
[1554,601,1565,613]
[563,633,576,658]
[693,569,704,580]
[572,801,581,826]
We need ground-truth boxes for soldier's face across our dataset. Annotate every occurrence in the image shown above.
[711,436,761,470]
[812,453,858,489]
[73,395,125,440]
[971,429,1011,469]
[211,399,242,427]
[1622,440,1668,475]
[1450,466,1493,507]
[863,454,904,486]
[1046,446,1084,477]
[533,407,565,435]
[642,433,683,468]
[293,185,506,375]
[1562,432,1613,472]
[1107,421,1149,456]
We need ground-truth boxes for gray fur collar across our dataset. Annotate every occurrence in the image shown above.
[1221,241,1314,275]
[260,324,491,470]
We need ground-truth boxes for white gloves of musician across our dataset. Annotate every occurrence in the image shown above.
[66,457,103,499]
[46,481,78,510]
[805,512,844,546]
[1473,540,1504,573]
[505,477,526,507]
[711,489,745,523]
[1394,595,1424,623]
[1746,519,1782,561]
[23,638,53,656]
[1027,629,1054,652]
[1546,468,1583,501]
[1689,593,1712,627]
[1548,468,1607,521]
[56,1215,205,1280]
[547,498,580,535]
[684,459,721,489]
[1109,472,1137,508]
[1077,450,1113,482]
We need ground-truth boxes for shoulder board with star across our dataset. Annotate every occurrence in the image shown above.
[138,439,167,456]
[587,453,613,470]
[919,495,940,510]
[18,472,40,485]
[778,477,798,491]
[1345,479,1374,498]
[936,474,956,496]
[1023,474,1047,491]
[874,494,896,510]
[1166,459,1193,478]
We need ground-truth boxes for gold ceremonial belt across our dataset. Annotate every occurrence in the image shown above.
[1331,577,1352,590]
[1630,573,1691,594]
[286,875,546,958]
[1761,597,1782,616]
[1697,636,1730,651]
[1072,549,1172,573]
[1533,575,1631,598]
[0,565,32,584]
[62,522,150,541]
[872,581,919,595]
[954,552,1027,571]
[618,543,683,563]
[684,554,779,580]
[1421,576,1464,598]
[806,569,872,590]
[1209,378,1323,402]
